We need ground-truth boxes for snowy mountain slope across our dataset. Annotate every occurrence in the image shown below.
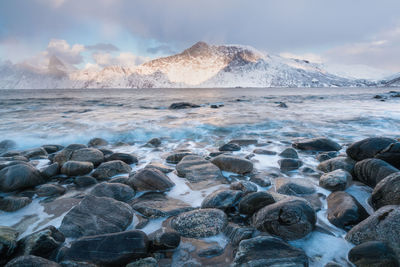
[0,42,380,89]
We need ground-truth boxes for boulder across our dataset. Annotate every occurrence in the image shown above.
[275,178,316,196]
[319,169,352,191]
[5,256,60,267]
[371,172,400,209]
[53,145,87,166]
[228,139,258,146]
[92,160,132,180]
[146,137,162,147]
[171,209,228,238]
[238,191,275,215]
[144,162,173,173]
[249,173,272,187]
[36,184,66,198]
[148,228,181,251]
[169,102,200,109]
[278,158,303,171]
[354,158,399,187]
[166,151,195,164]
[70,148,104,166]
[230,180,258,194]
[223,223,256,246]
[211,155,253,174]
[106,152,138,164]
[292,137,341,151]
[233,236,308,267]
[346,137,397,161]
[0,226,19,263]
[74,176,97,187]
[59,230,148,266]
[317,156,355,174]
[375,142,400,169]
[327,191,368,230]
[61,161,93,177]
[41,144,64,154]
[88,137,108,147]
[90,182,135,202]
[0,196,31,211]
[126,257,157,267]
[59,195,133,238]
[128,168,175,192]
[219,143,241,152]
[201,189,243,210]
[253,149,277,155]
[316,151,338,162]
[0,163,44,192]
[40,163,60,179]
[348,241,399,267]
[279,148,299,159]
[21,147,48,159]
[253,198,316,240]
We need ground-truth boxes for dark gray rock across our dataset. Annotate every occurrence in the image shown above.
[346,205,400,257]
[42,144,64,154]
[316,151,338,162]
[70,148,104,166]
[40,163,59,179]
[371,172,400,209]
[171,208,228,238]
[354,158,399,187]
[106,152,138,165]
[211,155,253,174]
[0,163,44,192]
[0,226,19,264]
[230,181,258,194]
[128,168,174,192]
[201,189,243,210]
[36,184,66,198]
[219,143,241,152]
[253,198,316,240]
[92,160,132,180]
[292,137,341,152]
[233,236,308,267]
[59,230,148,266]
[375,142,400,169]
[346,137,397,161]
[169,102,200,109]
[90,182,135,202]
[249,173,272,187]
[223,223,255,247]
[148,228,180,251]
[61,161,93,177]
[238,191,275,215]
[53,145,87,166]
[165,151,195,164]
[228,139,258,146]
[317,156,355,174]
[278,158,303,171]
[327,191,368,230]
[59,195,133,238]
[279,148,299,159]
[74,176,97,187]
[22,147,48,159]
[275,178,316,196]
[88,137,108,147]
[319,169,352,191]
[348,241,399,267]
[253,149,277,155]
[146,137,162,147]
[144,162,173,173]
[0,196,31,211]
[5,255,60,267]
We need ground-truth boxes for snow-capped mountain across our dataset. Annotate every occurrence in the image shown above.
[0,41,381,89]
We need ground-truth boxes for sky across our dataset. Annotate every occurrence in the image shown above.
[0,0,400,77]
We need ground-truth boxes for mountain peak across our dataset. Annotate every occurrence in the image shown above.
[182,41,213,57]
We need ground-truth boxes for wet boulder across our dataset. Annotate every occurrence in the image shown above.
[233,236,308,267]
[36,184,66,198]
[249,172,272,187]
[375,142,400,169]
[224,223,256,247]
[144,162,173,173]
[292,137,341,152]
[90,182,135,202]
[279,148,299,159]
[166,150,195,164]
[106,152,138,165]
[230,180,258,194]
[211,155,253,174]
[278,158,303,171]
[59,230,148,266]
[346,137,397,161]
[40,163,60,179]
[5,255,60,267]
[371,172,400,209]
[59,195,133,238]
[171,208,228,238]
[346,205,400,257]
[253,198,316,240]
[316,151,338,162]
[319,169,352,191]
[253,149,277,155]
[201,189,243,210]
[70,148,104,166]
[61,161,94,177]
[146,137,162,148]
[0,196,31,211]
[0,226,19,264]
[348,241,399,267]
[238,191,275,215]
[92,160,132,180]
[228,139,258,146]
[275,178,316,196]
[128,168,175,192]
[21,147,48,159]
[354,158,399,187]
[327,191,368,230]
[169,102,200,109]
[219,143,241,152]
[317,156,355,174]
[41,144,64,154]
[0,163,44,192]
[74,176,97,187]
[148,228,181,251]
[88,137,108,147]
[53,145,87,166]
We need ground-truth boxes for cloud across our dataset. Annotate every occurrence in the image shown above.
[86,43,119,52]
[46,39,84,65]
[147,44,176,55]
[92,51,149,68]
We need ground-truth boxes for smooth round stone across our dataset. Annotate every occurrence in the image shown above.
[90,182,135,202]
[88,137,108,147]
[128,168,175,192]
[106,152,138,165]
[238,191,275,215]
[92,160,132,180]
[346,137,397,161]
[201,189,243,210]
[278,158,303,171]
[279,148,299,159]
[211,155,253,174]
[371,172,400,210]
[0,163,44,192]
[292,137,341,152]
[61,161,94,177]
[219,143,241,152]
[319,169,352,191]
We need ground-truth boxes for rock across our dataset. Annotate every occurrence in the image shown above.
[319,169,352,191]
[171,209,228,238]
[99,148,114,156]
[233,236,308,267]
[253,198,316,240]
[249,173,272,187]
[371,172,400,209]
[92,160,132,180]
[17,226,65,258]
[88,137,108,147]
[74,176,97,187]
[275,178,316,196]
[0,226,19,263]
[0,139,16,154]
[201,189,243,210]
[253,149,277,155]
[375,142,400,169]
[354,158,399,187]
[106,152,138,164]
[61,161,94,177]
[327,191,368,230]
[90,182,135,202]
[316,151,338,162]
[5,255,60,267]
[238,191,275,215]
[42,144,64,154]
[130,192,192,218]
[346,137,397,161]
[219,143,241,152]
[279,148,299,159]
[223,223,255,246]
[165,151,194,164]
[292,137,341,152]
[197,245,224,257]
[0,163,44,192]
[36,184,66,198]
[59,230,148,266]
[109,176,129,184]
[40,163,59,179]
[148,228,181,251]
[53,145,87,165]
[169,102,200,109]
[146,137,162,147]
[126,257,157,267]
[346,205,400,257]
[348,241,399,267]
[211,155,253,174]
[128,168,175,192]
[22,147,48,159]
[144,162,173,173]
[278,158,303,171]
[0,196,32,211]
[59,195,133,238]
[278,102,288,108]
[70,148,104,166]
[228,139,258,146]
[317,157,356,175]
[230,181,258,194]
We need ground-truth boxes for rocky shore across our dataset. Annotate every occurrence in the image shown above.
[0,135,399,266]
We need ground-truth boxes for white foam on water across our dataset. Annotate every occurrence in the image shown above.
[345,184,374,215]
[200,233,229,248]
[140,217,166,235]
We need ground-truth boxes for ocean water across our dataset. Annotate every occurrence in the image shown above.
[0,87,400,266]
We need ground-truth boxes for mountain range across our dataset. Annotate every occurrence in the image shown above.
[0,41,398,89]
